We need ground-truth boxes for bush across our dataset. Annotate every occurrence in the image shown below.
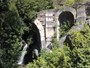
[0,0,53,67]
[26,49,65,68]
[65,24,90,67]
[65,0,75,6]
[16,0,53,20]
[26,23,90,68]
[0,1,28,67]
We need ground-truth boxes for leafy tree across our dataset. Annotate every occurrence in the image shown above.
[52,0,87,8]
[0,0,28,68]
[65,0,75,6]
[16,0,53,21]
[0,0,53,68]
[64,24,90,67]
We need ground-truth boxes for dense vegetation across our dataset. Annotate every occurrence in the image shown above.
[53,0,87,8]
[26,24,90,68]
[0,0,53,68]
[0,0,90,68]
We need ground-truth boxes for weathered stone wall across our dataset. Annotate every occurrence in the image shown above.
[76,5,86,23]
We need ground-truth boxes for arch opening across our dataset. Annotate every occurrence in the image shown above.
[86,6,90,17]
[20,22,41,65]
[59,11,74,29]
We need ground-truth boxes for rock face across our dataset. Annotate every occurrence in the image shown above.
[33,4,89,49]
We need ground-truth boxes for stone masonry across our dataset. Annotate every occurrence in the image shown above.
[34,4,90,49]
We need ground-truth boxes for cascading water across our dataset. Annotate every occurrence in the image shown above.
[18,43,28,65]
[17,42,39,65]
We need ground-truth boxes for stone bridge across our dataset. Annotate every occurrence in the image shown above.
[33,5,87,49]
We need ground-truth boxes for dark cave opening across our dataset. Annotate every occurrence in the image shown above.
[21,22,41,65]
[59,11,74,28]
[86,6,90,17]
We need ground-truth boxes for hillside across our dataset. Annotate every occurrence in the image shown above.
[0,0,90,68]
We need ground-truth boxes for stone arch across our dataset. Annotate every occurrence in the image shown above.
[21,22,42,65]
[18,19,45,65]
[34,19,45,49]
[56,7,76,23]
[22,19,45,49]
[58,11,74,28]
[55,7,76,39]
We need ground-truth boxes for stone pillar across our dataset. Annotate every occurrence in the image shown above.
[45,12,55,48]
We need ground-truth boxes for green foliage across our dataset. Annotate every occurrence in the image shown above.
[0,0,53,68]
[1,0,90,68]
[0,1,28,67]
[16,0,53,20]
[59,22,72,37]
[0,0,2,6]
[26,24,90,68]
[52,0,87,8]
[65,0,86,6]
[26,48,64,68]
[65,24,90,67]
[0,10,28,68]
[75,0,85,3]
[51,35,60,49]
[65,0,85,6]
[65,0,75,6]
[0,0,9,11]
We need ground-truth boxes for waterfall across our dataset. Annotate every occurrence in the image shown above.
[18,43,28,65]
[32,49,39,59]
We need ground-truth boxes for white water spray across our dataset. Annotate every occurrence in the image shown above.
[18,43,28,65]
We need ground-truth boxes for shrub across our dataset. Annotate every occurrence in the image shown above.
[0,1,28,67]
[26,23,90,68]
[65,24,90,67]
